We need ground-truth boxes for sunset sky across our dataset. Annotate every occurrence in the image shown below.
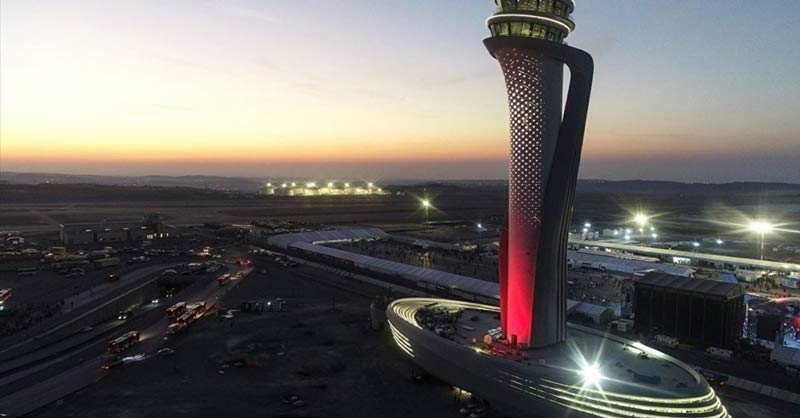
[1,0,798,182]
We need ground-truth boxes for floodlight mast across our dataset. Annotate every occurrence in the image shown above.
[749,221,774,260]
[488,0,593,348]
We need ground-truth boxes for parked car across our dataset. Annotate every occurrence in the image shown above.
[157,347,175,356]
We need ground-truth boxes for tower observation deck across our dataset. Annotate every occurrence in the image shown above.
[486,0,593,348]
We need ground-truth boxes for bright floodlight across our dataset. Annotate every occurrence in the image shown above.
[633,213,648,227]
[327,182,334,188]
[421,199,431,208]
[368,182,374,188]
[477,223,483,229]
[584,222,591,228]
[581,364,603,386]
[716,239,723,245]
[749,221,774,234]
[693,242,700,247]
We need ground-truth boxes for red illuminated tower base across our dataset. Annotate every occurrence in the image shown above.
[488,36,593,348]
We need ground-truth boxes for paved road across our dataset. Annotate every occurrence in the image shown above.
[0,263,174,360]
[0,265,251,417]
[717,384,800,418]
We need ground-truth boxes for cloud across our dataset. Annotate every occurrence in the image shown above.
[292,82,404,101]
[156,104,195,112]
[208,1,278,23]
[421,70,496,89]
[151,53,237,77]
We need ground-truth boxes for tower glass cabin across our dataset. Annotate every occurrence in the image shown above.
[488,0,575,42]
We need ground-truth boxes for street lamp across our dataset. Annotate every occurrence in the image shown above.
[749,221,774,260]
[421,199,432,223]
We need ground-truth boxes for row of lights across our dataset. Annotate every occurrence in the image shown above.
[266,181,379,190]
[267,181,375,189]
[585,212,779,260]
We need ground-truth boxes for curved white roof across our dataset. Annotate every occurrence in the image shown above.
[290,241,499,300]
[267,228,388,249]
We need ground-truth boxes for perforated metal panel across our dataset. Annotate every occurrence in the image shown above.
[495,48,551,227]
[494,46,564,347]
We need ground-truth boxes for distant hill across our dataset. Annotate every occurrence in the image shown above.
[0,172,264,193]
[0,183,246,203]
[1,172,797,197]
[389,179,800,196]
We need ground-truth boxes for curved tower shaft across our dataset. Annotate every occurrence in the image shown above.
[487,0,593,348]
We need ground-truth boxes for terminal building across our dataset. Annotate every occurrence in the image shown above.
[634,272,745,349]
[59,215,165,245]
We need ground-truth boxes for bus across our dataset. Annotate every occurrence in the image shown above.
[186,301,206,318]
[0,288,11,304]
[177,302,206,327]
[166,322,186,335]
[166,302,187,318]
[217,273,231,286]
[108,331,140,353]
[176,311,195,327]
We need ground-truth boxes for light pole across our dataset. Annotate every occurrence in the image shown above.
[749,221,774,260]
[421,199,431,224]
[633,213,648,238]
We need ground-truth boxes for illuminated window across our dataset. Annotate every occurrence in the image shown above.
[510,21,523,36]
[499,22,509,36]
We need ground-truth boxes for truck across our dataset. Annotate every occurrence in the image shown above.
[94,257,121,269]
[108,331,140,353]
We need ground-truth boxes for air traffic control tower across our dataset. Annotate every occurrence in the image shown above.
[487,0,593,348]
[386,3,729,417]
